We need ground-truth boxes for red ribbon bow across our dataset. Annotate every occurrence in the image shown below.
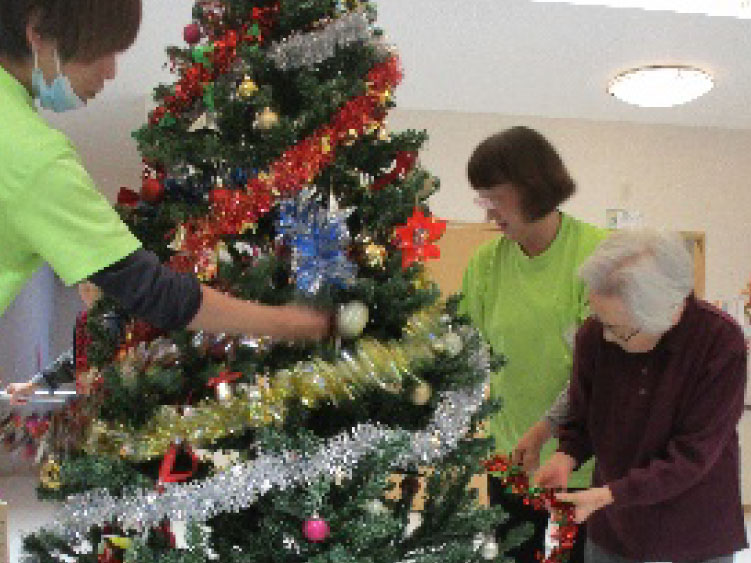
[116,187,140,207]
[207,370,242,388]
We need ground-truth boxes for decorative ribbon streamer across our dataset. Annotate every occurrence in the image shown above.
[371,150,418,191]
[85,307,462,461]
[46,366,489,538]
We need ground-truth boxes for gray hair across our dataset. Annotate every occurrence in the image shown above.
[579,229,694,334]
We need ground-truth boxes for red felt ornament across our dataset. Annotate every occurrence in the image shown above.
[155,519,177,548]
[394,207,447,269]
[158,442,199,485]
[371,150,418,191]
[183,23,202,45]
[97,543,120,563]
[141,177,164,204]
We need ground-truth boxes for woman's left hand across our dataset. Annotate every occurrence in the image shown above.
[555,486,614,523]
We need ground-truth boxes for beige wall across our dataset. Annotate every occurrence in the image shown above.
[54,101,751,301]
[390,109,751,302]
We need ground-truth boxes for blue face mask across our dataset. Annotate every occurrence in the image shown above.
[31,49,85,113]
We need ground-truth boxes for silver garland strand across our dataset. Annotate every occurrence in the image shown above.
[40,329,491,542]
[268,11,372,71]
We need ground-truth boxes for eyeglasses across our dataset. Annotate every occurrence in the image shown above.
[474,196,496,210]
[601,322,641,343]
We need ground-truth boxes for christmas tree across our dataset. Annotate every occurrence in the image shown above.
[20,1,530,561]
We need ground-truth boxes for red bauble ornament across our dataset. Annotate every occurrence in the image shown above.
[184,23,202,45]
[302,517,330,542]
[141,177,164,204]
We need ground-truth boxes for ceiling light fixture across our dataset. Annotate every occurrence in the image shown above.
[531,0,751,19]
[607,65,714,108]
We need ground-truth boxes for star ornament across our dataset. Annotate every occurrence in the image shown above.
[394,207,447,269]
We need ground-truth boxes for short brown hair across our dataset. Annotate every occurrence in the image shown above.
[467,126,576,221]
[0,0,141,62]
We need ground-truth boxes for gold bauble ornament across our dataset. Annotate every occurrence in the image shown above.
[238,76,259,98]
[255,107,279,129]
[419,175,437,198]
[364,242,387,269]
[411,382,432,406]
[40,456,61,490]
[321,135,332,154]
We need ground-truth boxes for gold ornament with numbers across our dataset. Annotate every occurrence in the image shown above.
[238,76,259,98]
[255,106,279,129]
[40,456,61,490]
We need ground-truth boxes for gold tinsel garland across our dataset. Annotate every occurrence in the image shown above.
[86,307,452,461]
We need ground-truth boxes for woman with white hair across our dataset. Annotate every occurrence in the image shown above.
[535,229,748,563]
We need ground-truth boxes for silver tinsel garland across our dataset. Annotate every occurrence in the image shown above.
[42,329,492,540]
[268,11,372,71]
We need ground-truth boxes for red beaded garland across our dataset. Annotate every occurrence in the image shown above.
[482,455,580,563]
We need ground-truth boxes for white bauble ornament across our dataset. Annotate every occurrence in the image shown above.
[336,301,369,338]
[481,539,499,560]
[403,511,422,538]
[215,381,232,402]
[365,499,389,516]
[443,331,463,356]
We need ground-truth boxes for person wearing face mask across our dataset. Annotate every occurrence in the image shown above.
[0,0,333,404]
[535,230,748,563]
[459,126,608,560]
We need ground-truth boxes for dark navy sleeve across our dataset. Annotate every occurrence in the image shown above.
[89,248,202,331]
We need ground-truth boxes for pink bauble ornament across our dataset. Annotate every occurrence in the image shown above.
[302,518,330,542]
[184,23,201,45]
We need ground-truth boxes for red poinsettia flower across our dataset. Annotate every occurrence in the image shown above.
[394,207,447,269]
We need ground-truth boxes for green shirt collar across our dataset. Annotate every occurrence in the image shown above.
[0,63,35,110]
[512,211,570,266]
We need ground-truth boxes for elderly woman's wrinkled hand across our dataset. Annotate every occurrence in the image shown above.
[556,486,614,523]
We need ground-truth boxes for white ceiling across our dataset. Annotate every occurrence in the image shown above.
[375,0,751,130]
[111,1,751,131]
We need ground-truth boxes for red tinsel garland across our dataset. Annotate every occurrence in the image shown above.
[149,4,279,127]
[483,455,579,563]
[168,56,403,278]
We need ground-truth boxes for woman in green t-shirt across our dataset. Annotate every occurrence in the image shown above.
[1,1,332,403]
[461,126,608,561]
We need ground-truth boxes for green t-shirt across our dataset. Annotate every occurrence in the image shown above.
[0,65,141,314]
[460,213,607,488]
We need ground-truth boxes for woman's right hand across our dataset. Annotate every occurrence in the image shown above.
[534,451,576,489]
[511,419,552,473]
[5,381,38,405]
